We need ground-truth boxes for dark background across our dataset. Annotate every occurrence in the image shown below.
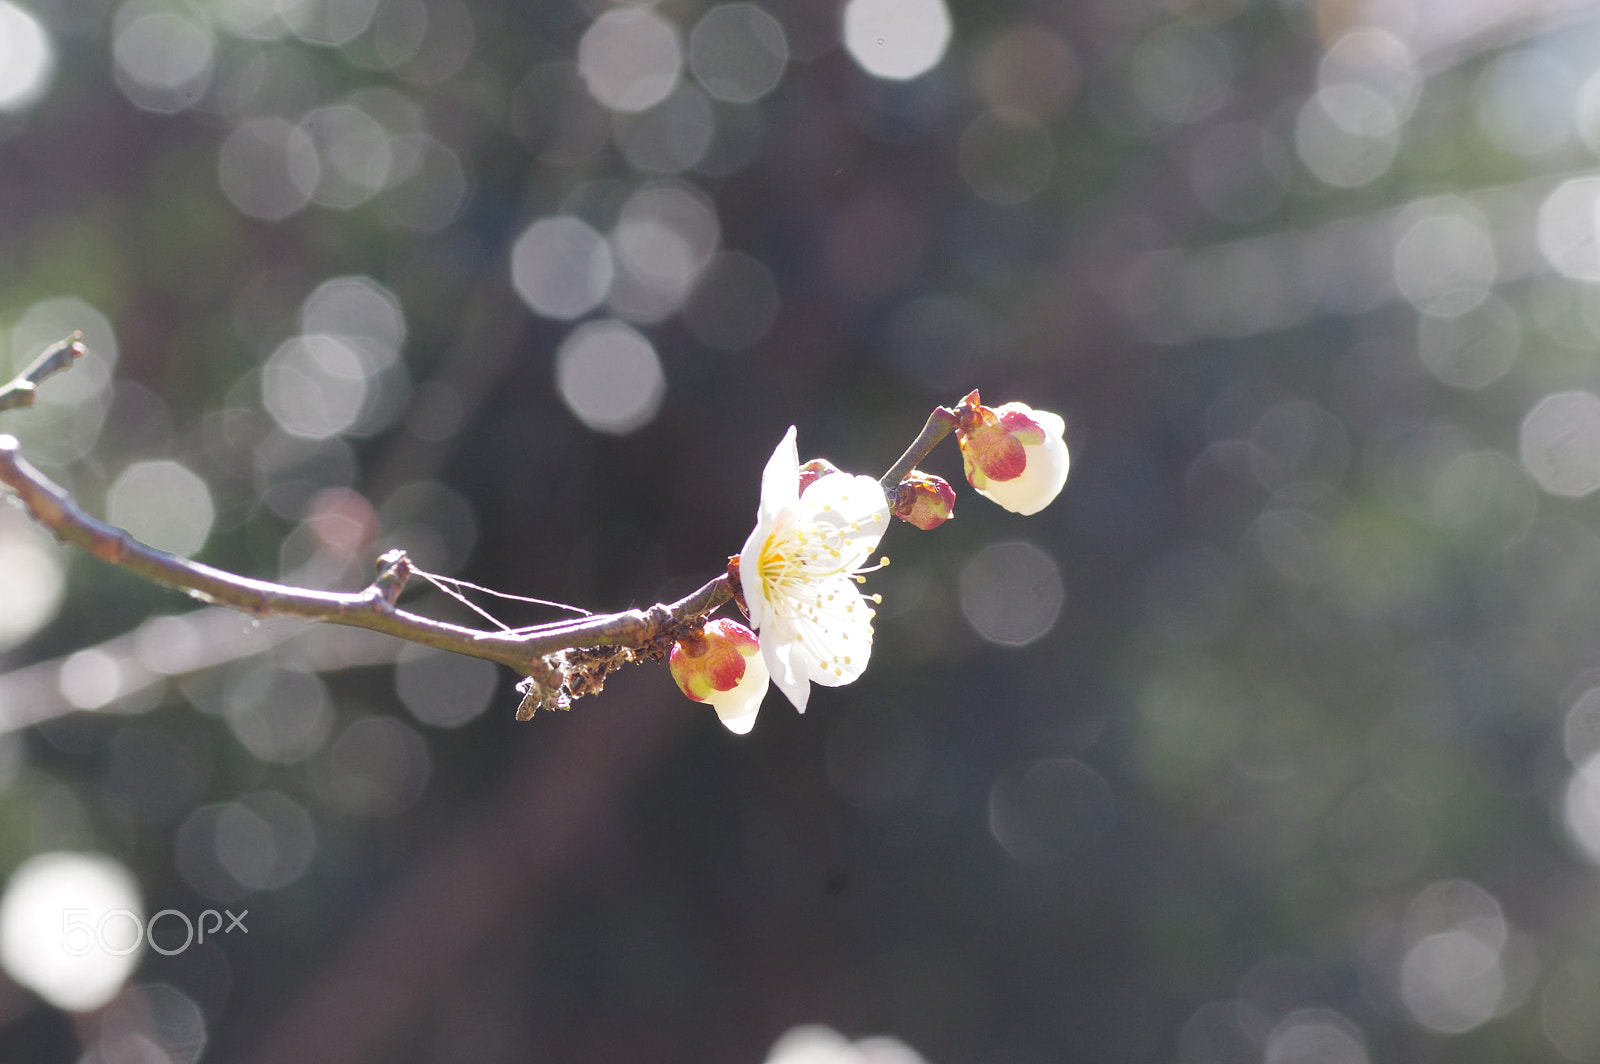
[4,0,1600,1061]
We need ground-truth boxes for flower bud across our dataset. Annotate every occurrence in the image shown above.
[891,470,956,530]
[669,618,769,734]
[954,390,1069,516]
[798,457,841,495]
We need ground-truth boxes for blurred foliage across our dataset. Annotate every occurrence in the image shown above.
[6,0,1600,1061]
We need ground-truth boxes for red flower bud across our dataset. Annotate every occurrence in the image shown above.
[798,457,842,495]
[892,471,956,530]
[669,618,768,733]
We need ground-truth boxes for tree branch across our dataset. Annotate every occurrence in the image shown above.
[0,333,85,413]
[878,405,959,492]
[0,342,970,718]
[0,431,730,712]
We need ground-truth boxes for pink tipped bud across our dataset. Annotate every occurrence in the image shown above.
[798,457,842,495]
[892,471,957,530]
[669,618,769,734]
[953,391,1069,516]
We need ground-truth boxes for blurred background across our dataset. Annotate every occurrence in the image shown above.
[4,0,1600,1060]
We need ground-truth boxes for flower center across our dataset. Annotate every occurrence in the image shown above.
[754,512,887,676]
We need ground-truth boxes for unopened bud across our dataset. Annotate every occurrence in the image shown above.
[953,390,1069,516]
[669,618,769,734]
[798,457,842,495]
[892,470,956,530]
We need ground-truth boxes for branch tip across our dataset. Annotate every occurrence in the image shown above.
[0,334,91,414]
[878,406,960,491]
[370,548,413,607]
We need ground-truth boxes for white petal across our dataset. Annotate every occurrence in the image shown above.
[710,681,764,729]
[738,520,771,633]
[716,703,760,734]
[802,472,890,526]
[798,472,890,564]
[762,621,812,711]
[741,428,805,633]
[797,577,875,687]
[758,426,800,525]
[706,648,768,732]
[1029,408,1066,439]
[993,401,1060,433]
[976,434,1070,515]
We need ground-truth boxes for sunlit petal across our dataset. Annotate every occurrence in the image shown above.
[738,430,889,711]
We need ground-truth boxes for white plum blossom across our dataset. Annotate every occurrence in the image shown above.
[738,427,889,712]
[955,392,1070,516]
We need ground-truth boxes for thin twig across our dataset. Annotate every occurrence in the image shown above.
[0,434,730,677]
[0,334,86,413]
[879,406,959,491]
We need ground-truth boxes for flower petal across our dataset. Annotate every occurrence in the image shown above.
[705,635,769,732]
[802,471,890,525]
[799,577,875,688]
[998,404,1064,440]
[738,523,770,633]
[762,620,812,712]
[973,436,1069,515]
[737,430,886,711]
[759,426,800,526]
[797,472,890,564]
[717,703,760,734]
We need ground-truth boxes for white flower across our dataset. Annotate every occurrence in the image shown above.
[956,394,1070,516]
[738,427,889,712]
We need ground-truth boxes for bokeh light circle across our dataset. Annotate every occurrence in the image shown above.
[1537,177,1600,281]
[1295,88,1400,188]
[0,852,143,1012]
[1263,1010,1368,1064]
[218,116,321,221]
[959,540,1064,646]
[300,275,407,370]
[223,663,334,763]
[614,83,715,174]
[553,319,666,435]
[106,459,217,558]
[957,108,1055,205]
[395,645,498,728]
[842,0,951,81]
[511,215,615,320]
[112,8,215,114]
[300,103,393,208]
[214,791,316,890]
[262,334,371,439]
[578,6,682,114]
[0,0,54,112]
[1520,390,1600,497]
[1416,294,1519,389]
[988,757,1112,865]
[0,504,66,653]
[689,3,787,103]
[315,715,431,815]
[1400,930,1506,1033]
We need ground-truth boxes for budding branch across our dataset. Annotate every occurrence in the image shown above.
[0,337,959,716]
